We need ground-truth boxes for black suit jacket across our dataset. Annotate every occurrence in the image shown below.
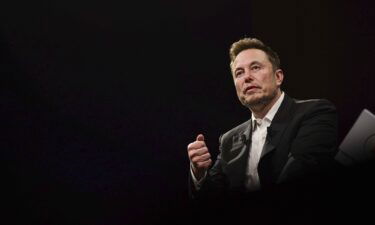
[190,94,338,198]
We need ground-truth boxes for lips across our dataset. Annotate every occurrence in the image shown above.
[244,85,259,93]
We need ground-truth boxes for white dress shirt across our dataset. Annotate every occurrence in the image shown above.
[245,92,284,191]
[191,92,285,191]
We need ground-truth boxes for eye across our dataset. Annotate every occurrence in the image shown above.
[235,70,244,78]
[251,65,261,71]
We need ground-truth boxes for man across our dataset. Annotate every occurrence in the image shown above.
[187,37,338,198]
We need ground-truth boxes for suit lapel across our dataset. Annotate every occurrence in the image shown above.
[223,120,252,189]
[261,94,294,159]
[227,120,252,165]
[225,94,294,167]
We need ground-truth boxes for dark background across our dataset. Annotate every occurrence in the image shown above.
[1,0,375,224]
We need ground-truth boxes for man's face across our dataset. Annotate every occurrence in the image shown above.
[232,48,283,108]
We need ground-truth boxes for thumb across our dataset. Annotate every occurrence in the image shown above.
[196,134,205,142]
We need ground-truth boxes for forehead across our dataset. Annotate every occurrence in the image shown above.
[233,48,270,68]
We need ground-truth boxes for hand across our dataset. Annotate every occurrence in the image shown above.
[187,134,212,180]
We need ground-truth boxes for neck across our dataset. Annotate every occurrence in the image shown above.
[250,90,282,119]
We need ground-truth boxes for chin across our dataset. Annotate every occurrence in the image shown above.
[242,95,268,107]
[241,97,261,107]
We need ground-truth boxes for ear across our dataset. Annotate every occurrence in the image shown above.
[275,69,284,87]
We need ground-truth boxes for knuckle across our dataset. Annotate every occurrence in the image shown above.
[188,149,197,157]
[187,143,195,150]
[198,141,205,148]
[196,149,204,156]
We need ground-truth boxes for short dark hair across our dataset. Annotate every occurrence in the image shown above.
[229,37,281,72]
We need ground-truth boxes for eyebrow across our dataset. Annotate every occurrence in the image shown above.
[249,61,262,66]
[234,61,262,72]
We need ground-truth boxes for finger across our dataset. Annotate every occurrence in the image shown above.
[188,147,209,159]
[196,134,205,142]
[191,152,211,163]
[196,159,212,168]
[188,148,209,160]
[187,141,206,151]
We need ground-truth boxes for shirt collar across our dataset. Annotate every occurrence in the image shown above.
[251,92,285,128]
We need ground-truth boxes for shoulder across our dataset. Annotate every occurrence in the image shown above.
[286,97,338,130]
[294,98,335,107]
[292,97,337,115]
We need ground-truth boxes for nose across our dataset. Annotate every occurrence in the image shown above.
[243,70,254,82]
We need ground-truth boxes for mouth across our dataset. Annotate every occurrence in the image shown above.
[244,85,259,94]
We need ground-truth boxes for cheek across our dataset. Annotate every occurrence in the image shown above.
[260,76,275,89]
[234,80,242,93]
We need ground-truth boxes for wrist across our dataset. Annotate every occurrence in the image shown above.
[191,164,206,180]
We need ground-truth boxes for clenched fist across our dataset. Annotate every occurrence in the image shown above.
[187,134,212,180]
